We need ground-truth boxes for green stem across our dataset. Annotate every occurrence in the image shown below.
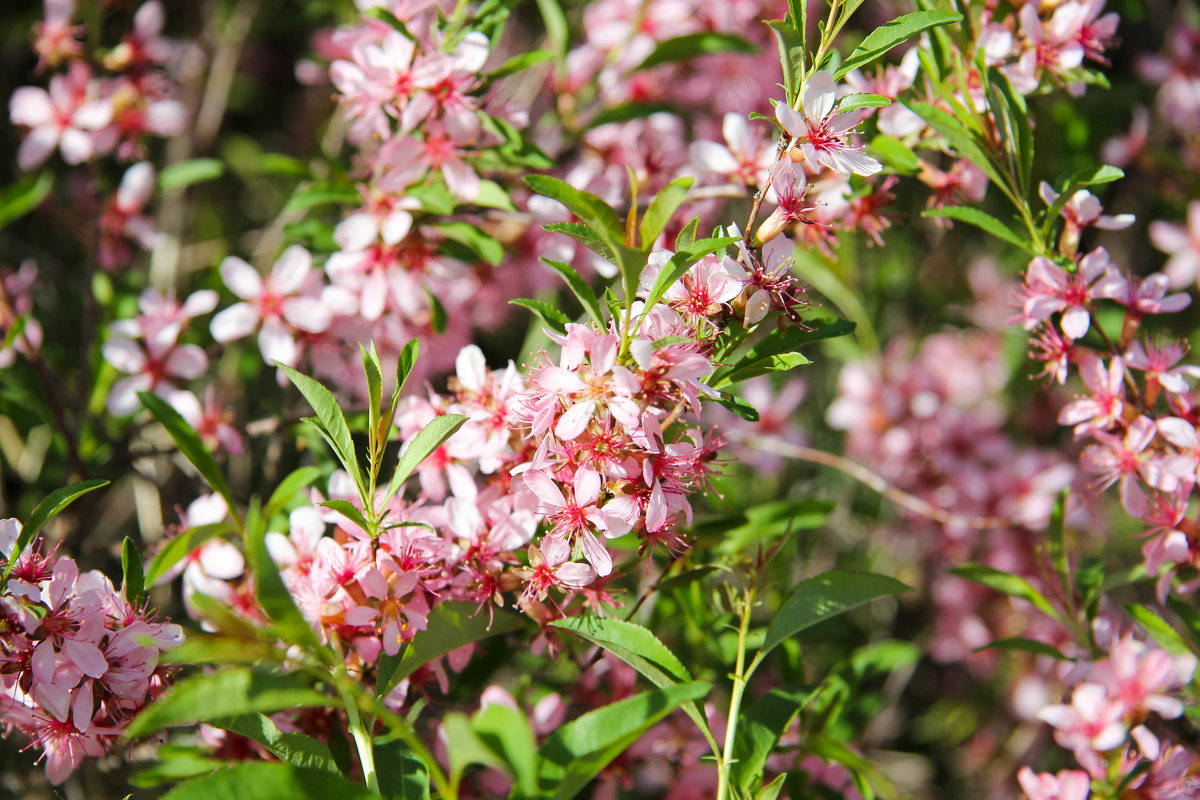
[331,636,380,795]
[716,586,761,800]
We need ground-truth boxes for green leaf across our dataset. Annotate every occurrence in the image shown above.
[282,181,360,213]
[375,737,431,800]
[761,570,911,657]
[922,206,1034,253]
[0,171,53,231]
[732,686,809,794]
[378,601,525,699]
[543,222,615,262]
[276,364,364,497]
[1168,597,1200,650]
[988,68,1034,195]
[510,298,570,333]
[906,101,1004,187]
[834,92,891,114]
[2,479,108,583]
[159,763,378,800]
[636,32,758,71]
[834,11,963,80]
[1126,604,1193,657]
[212,714,339,773]
[426,288,448,334]
[159,158,225,191]
[387,339,420,435]
[246,499,320,647]
[436,222,505,265]
[473,179,517,211]
[140,392,238,518]
[755,774,788,800]
[538,682,711,800]
[950,564,1061,620]
[144,522,231,588]
[364,6,414,37]
[407,181,456,215]
[541,259,606,326]
[717,352,811,385]
[767,20,804,107]
[533,0,568,64]
[639,177,694,250]
[488,49,555,79]
[384,414,468,505]
[711,317,855,388]
[264,467,324,520]
[868,134,920,175]
[473,703,538,796]
[126,668,333,738]
[1047,489,1070,601]
[710,392,759,422]
[129,745,225,787]
[319,500,371,534]
[360,342,383,449]
[159,632,286,666]
[1043,165,1125,234]
[122,536,145,604]
[718,499,834,554]
[443,712,508,785]
[974,637,1073,660]
[675,216,700,250]
[524,175,623,241]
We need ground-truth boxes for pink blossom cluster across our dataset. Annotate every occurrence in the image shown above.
[1023,630,1199,797]
[0,519,183,784]
[11,0,185,170]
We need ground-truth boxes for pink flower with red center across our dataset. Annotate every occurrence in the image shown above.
[98,162,160,270]
[1037,683,1128,776]
[774,71,882,176]
[1124,339,1200,396]
[9,61,112,170]
[344,567,430,656]
[1089,637,1197,722]
[1080,416,1165,518]
[1029,323,1075,385]
[101,328,208,417]
[1017,248,1117,341]
[402,33,487,142]
[1057,354,1125,436]
[517,536,596,609]
[32,0,84,72]
[1150,201,1200,289]
[211,245,331,367]
[524,468,627,577]
[688,112,774,188]
[1095,271,1191,317]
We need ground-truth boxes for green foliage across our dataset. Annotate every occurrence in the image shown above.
[761,570,912,657]
[159,763,380,800]
[833,10,962,80]
[1,479,108,583]
[635,33,759,71]
[159,158,226,191]
[0,171,52,231]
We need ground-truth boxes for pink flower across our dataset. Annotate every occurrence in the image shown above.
[210,245,331,367]
[775,71,882,176]
[1038,683,1128,774]
[1017,767,1091,800]
[9,62,112,170]
[1150,202,1200,288]
[1080,416,1163,518]
[1017,248,1116,341]
[1057,354,1125,435]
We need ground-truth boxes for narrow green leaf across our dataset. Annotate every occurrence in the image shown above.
[761,570,911,657]
[159,158,225,191]
[834,11,963,79]
[543,222,615,262]
[425,289,448,334]
[588,101,681,128]
[868,134,920,175]
[711,318,855,388]
[386,339,421,435]
[922,206,1034,253]
[364,6,414,37]
[834,92,891,114]
[436,221,505,265]
[755,773,788,800]
[636,32,758,71]
[950,564,1061,620]
[212,714,339,773]
[0,171,53,231]
[639,177,694,250]
[532,0,568,65]
[379,601,524,698]
[473,179,517,211]
[510,298,570,333]
[360,342,383,449]
[122,537,145,604]
[473,703,538,796]
[145,523,231,588]
[709,392,759,422]
[140,392,238,517]
[1168,597,1200,650]
[487,49,554,79]
[718,352,811,385]
[538,682,711,800]
[276,364,363,494]
[524,175,623,241]
[375,737,431,800]
[384,414,468,504]
[443,712,507,786]
[1043,165,1125,234]
[990,68,1034,194]
[541,259,606,326]
[906,101,1004,187]
[264,467,324,520]
[675,216,700,250]
[282,181,360,213]
[159,632,286,666]
[1126,604,1192,656]
[1047,489,1070,600]
[2,479,108,583]
[126,668,332,738]
[159,763,378,800]
[718,499,834,554]
[767,20,804,107]
[246,500,319,647]
[974,637,1073,660]
[319,500,371,535]
[732,686,809,794]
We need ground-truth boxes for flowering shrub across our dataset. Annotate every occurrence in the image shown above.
[3,0,1200,798]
